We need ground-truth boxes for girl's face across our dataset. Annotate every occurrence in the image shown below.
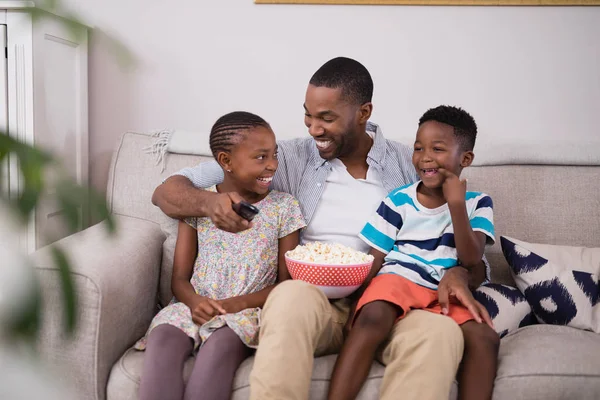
[225,126,278,197]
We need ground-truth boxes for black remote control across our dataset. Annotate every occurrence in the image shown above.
[232,201,260,222]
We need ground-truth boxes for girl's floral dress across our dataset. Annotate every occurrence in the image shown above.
[135,187,305,350]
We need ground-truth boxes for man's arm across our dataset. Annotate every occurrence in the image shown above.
[152,175,216,219]
[152,161,250,232]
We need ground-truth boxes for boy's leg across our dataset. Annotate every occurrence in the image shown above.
[139,324,193,400]
[328,301,399,400]
[249,280,346,400]
[183,326,252,400]
[457,321,500,400]
[377,310,464,400]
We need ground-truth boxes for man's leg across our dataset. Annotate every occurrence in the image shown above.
[328,301,398,400]
[183,327,252,400]
[249,280,346,400]
[457,321,499,400]
[377,310,464,400]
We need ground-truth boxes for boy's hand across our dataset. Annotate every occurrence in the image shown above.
[438,168,467,205]
[438,268,493,328]
[190,295,227,325]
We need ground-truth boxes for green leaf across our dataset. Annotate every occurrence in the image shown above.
[7,273,41,341]
[50,246,77,335]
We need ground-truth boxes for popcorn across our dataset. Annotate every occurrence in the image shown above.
[286,242,374,265]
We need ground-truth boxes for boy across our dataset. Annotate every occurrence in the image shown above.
[328,105,499,400]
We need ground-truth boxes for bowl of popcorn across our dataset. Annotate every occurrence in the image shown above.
[285,242,374,299]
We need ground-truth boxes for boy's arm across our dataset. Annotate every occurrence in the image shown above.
[349,248,386,302]
[438,168,486,269]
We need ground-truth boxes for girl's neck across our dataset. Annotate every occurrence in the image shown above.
[217,177,267,204]
[416,183,446,209]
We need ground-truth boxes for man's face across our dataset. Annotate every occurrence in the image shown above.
[303,85,362,160]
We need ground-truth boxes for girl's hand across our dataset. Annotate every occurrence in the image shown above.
[218,297,248,314]
[438,168,467,205]
[190,296,227,325]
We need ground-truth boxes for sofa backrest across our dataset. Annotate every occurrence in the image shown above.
[107,132,212,224]
[463,165,600,285]
[107,132,600,293]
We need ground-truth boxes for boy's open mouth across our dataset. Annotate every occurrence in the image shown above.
[421,168,438,177]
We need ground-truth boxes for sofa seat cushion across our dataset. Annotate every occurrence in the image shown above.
[107,347,462,400]
[495,324,600,399]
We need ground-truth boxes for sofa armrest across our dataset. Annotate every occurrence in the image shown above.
[32,215,165,400]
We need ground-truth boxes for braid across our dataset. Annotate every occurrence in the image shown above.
[209,111,270,159]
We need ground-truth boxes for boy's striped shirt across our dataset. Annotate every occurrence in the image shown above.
[359,182,495,290]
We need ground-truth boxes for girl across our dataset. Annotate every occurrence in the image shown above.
[136,111,306,400]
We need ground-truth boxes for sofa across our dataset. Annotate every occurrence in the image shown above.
[33,131,600,400]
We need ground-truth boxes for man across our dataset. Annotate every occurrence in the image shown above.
[152,57,488,400]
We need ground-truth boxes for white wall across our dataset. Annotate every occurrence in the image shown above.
[59,1,600,193]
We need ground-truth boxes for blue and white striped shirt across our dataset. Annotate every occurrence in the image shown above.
[359,182,495,290]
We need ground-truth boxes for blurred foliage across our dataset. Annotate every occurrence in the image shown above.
[0,1,125,340]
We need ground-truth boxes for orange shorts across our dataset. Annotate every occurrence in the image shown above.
[354,273,474,326]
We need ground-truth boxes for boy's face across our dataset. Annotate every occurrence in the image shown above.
[412,120,473,189]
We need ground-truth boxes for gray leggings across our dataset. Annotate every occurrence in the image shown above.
[139,324,252,400]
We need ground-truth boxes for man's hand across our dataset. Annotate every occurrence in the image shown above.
[218,297,248,314]
[438,168,467,205]
[438,267,493,328]
[206,192,252,233]
[190,295,227,325]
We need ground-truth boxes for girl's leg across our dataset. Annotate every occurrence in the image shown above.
[458,321,500,400]
[183,326,252,400]
[327,301,399,400]
[139,324,194,400]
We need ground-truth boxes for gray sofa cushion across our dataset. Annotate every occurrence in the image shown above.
[494,324,600,399]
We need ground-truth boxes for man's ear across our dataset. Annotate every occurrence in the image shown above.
[216,151,232,171]
[461,151,474,167]
[358,102,373,124]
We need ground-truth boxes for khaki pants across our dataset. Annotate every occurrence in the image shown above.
[249,280,464,400]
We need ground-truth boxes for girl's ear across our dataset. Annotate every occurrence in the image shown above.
[216,151,232,171]
[461,151,474,168]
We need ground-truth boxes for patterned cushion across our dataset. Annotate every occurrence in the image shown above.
[501,236,600,333]
[473,283,536,338]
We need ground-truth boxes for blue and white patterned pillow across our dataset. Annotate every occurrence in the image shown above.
[501,236,600,333]
[473,283,536,338]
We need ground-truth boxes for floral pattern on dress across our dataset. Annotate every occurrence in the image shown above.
[135,187,305,350]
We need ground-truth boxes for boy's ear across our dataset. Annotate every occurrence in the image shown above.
[216,151,232,171]
[461,151,474,167]
[358,102,373,124]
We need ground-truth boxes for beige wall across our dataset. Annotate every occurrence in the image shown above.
[60,0,600,193]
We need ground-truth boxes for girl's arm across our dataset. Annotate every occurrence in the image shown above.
[171,220,202,309]
[219,230,300,313]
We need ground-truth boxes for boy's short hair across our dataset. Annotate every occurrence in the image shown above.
[309,57,373,105]
[418,106,477,151]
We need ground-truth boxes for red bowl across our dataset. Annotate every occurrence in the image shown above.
[285,256,372,299]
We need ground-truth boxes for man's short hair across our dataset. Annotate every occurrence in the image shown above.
[309,57,373,105]
[419,105,478,151]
